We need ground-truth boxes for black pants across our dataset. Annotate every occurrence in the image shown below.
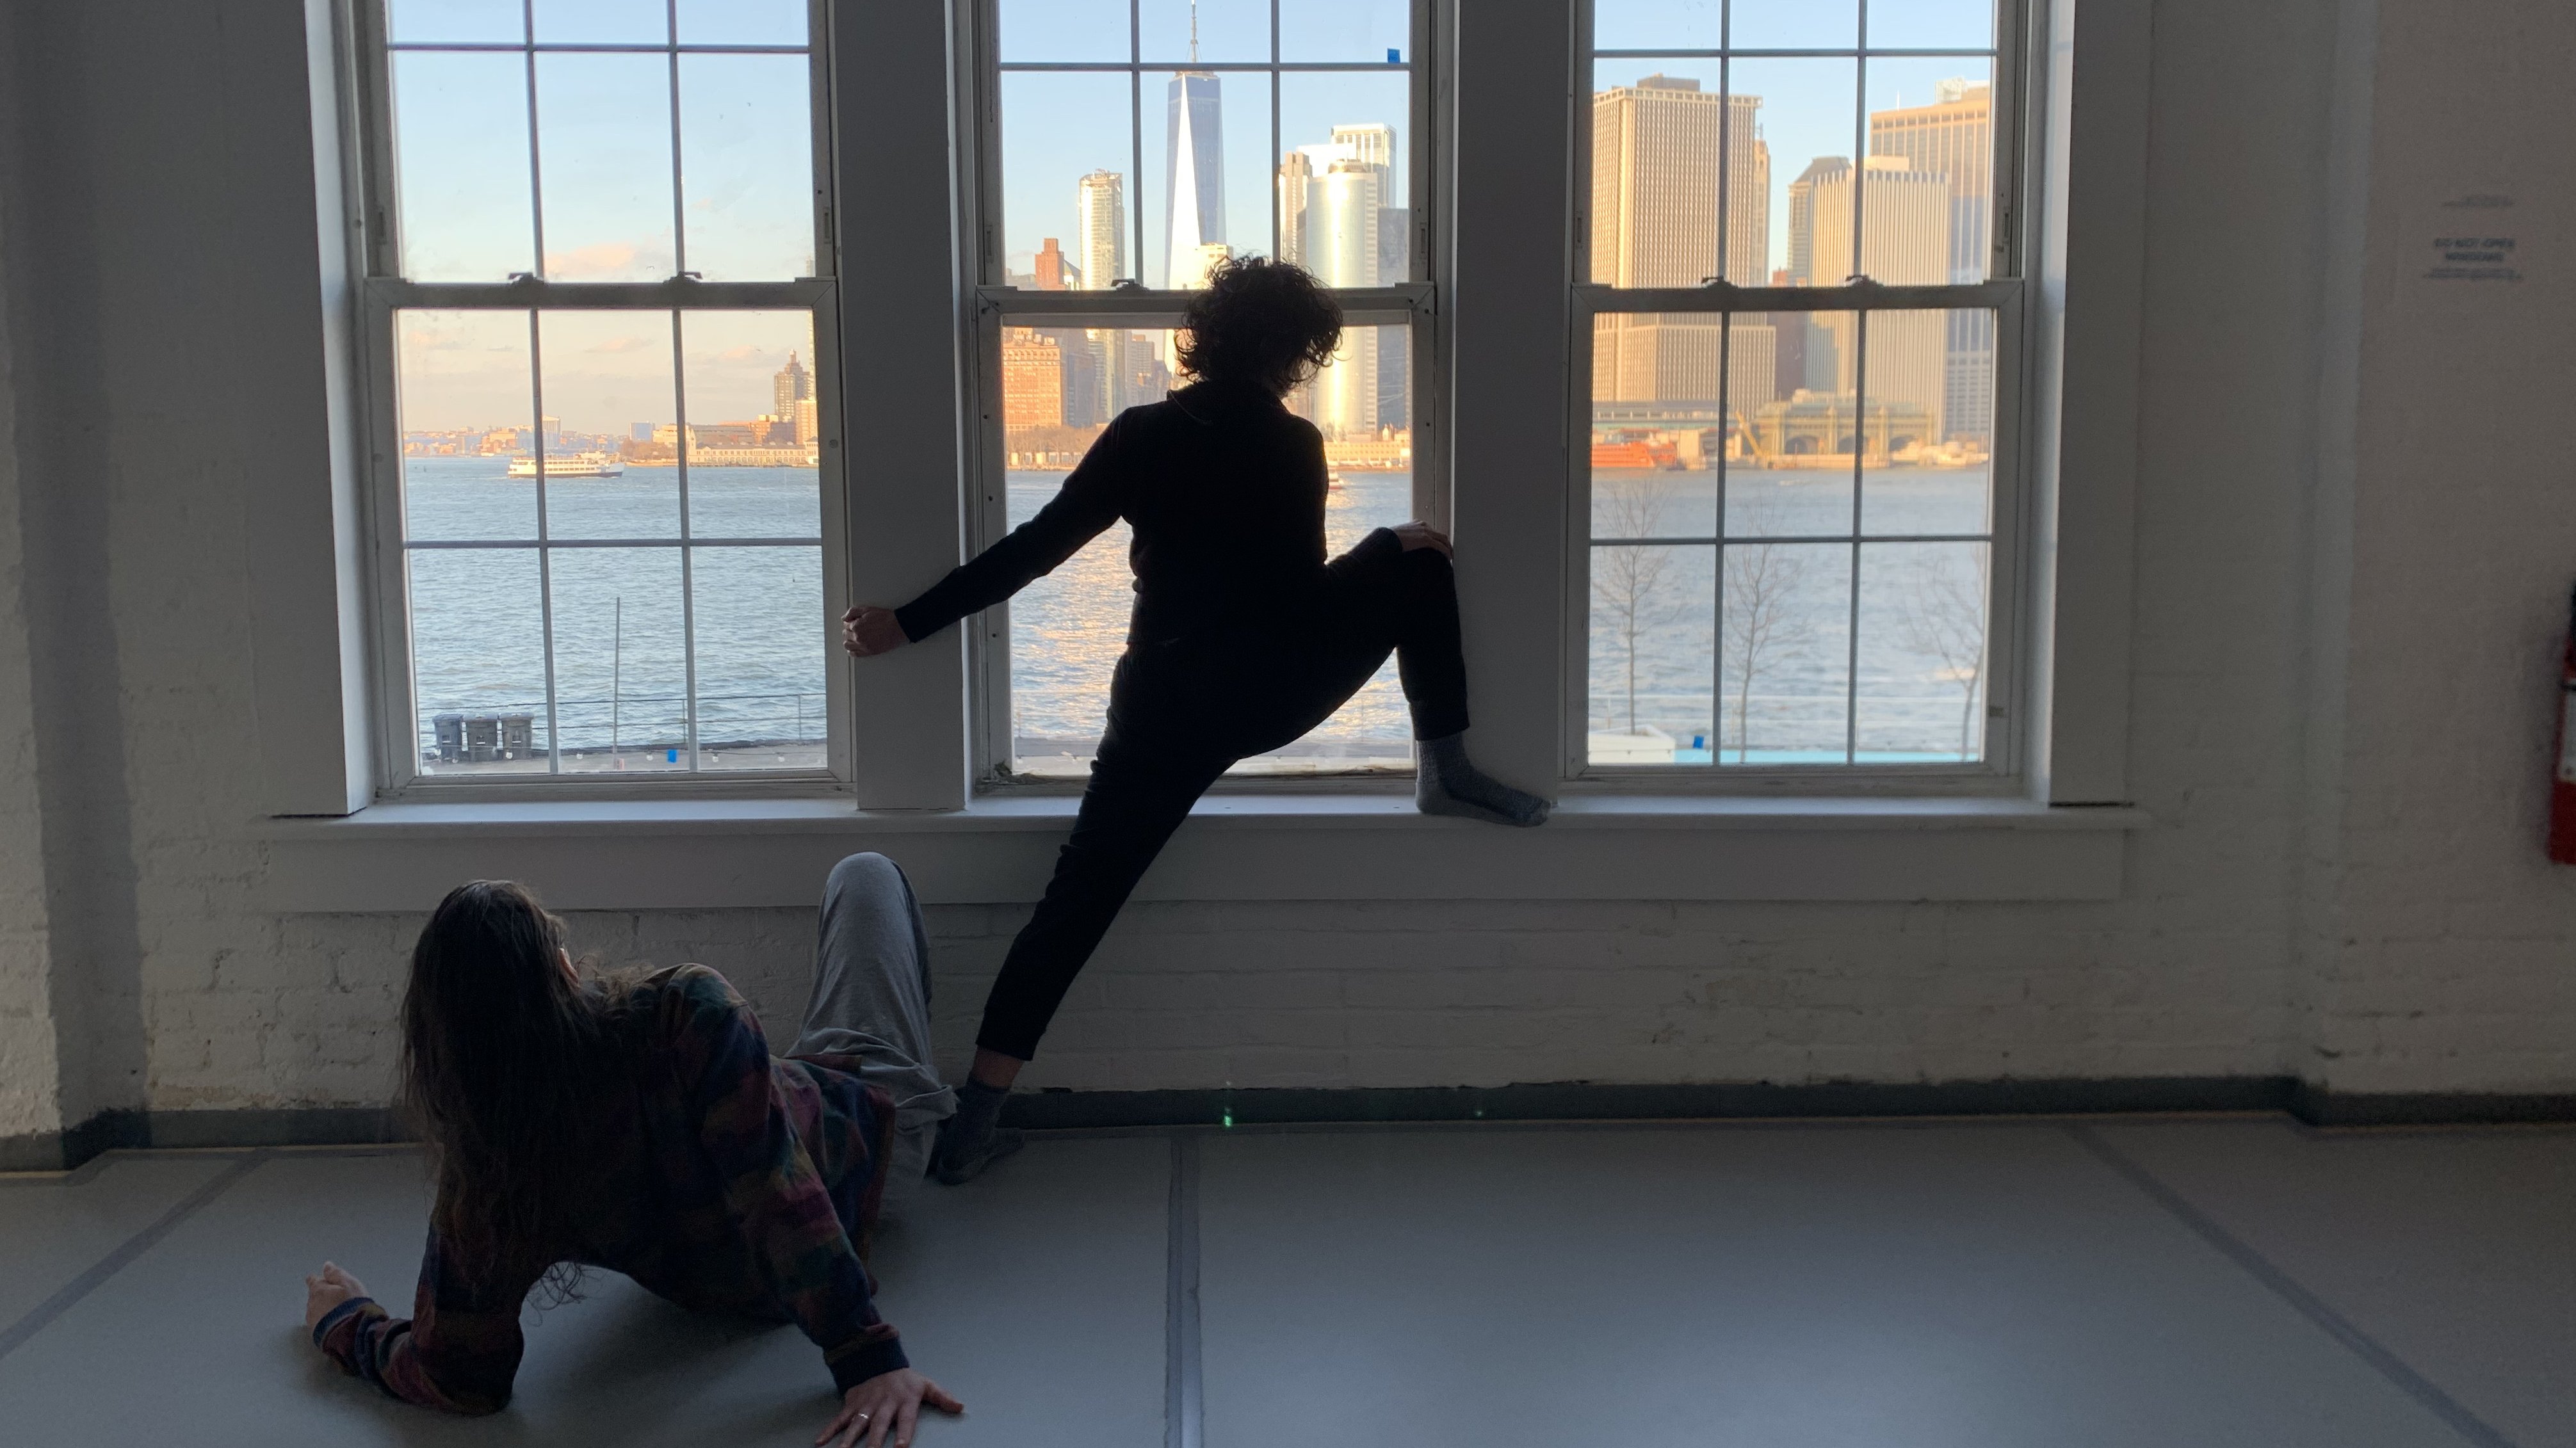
[975,540,1470,1060]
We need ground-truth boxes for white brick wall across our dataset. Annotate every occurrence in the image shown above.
[0,0,2567,1141]
[0,104,64,1141]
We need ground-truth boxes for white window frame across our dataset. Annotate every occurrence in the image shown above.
[344,0,852,800]
[1567,0,2037,795]
[957,0,1450,792]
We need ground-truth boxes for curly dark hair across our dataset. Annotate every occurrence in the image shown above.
[1174,255,1343,396]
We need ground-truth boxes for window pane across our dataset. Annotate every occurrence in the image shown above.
[1727,308,1856,537]
[1279,71,1409,282]
[676,0,807,46]
[1588,544,1715,766]
[390,52,535,281]
[409,548,550,776]
[537,310,679,539]
[387,0,523,45]
[1868,0,1995,51]
[679,54,816,280]
[536,53,676,281]
[1280,0,1410,63]
[1854,540,1987,761]
[1267,323,1413,775]
[1728,57,1859,286]
[1143,68,1272,287]
[999,0,1131,63]
[1006,447,1128,776]
[1717,541,1850,762]
[1587,310,1736,541]
[1000,71,1135,289]
[1140,0,1268,64]
[1864,58,1993,282]
[398,309,538,542]
[693,545,828,771]
[679,310,822,538]
[1592,0,1721,52]
[1733,0,1859,50]
[1005,325,1416,776]
[548,547,690,773]
[532,0,666,45]
[1587,61,1719,287]
[1861,307,1991,533]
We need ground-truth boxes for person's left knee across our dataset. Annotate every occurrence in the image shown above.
[827,851,905,903]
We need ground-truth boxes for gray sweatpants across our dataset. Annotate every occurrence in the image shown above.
[788,852,957,1223]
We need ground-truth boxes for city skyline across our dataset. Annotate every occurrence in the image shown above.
[397,316,818,443]
[1587,72,1994,447]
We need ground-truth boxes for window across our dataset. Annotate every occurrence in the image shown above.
[973,0,1438,782]
[1576,0,2025,779]
[353,0,843,787]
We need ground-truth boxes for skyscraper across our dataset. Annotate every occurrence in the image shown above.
[1075,171,1130,413]
[1804,156,1950,446]
[1334,124,1408,430]
[773,353,811,417]
[1075,170,1126,291]
[1034,237,1077,290]
[1785,156,1843,285]
[1868,79,1994,440]
[1307,159,1381,436]
[1166,70,1226,288]
[1277,149,1315,266]
[1591,76,1772,406]
[1000,328,1064,430]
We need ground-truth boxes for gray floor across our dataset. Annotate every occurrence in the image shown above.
[0,1118,2566,1447]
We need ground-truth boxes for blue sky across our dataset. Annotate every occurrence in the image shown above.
[996,0,1993,279]
[384,0,1995,424]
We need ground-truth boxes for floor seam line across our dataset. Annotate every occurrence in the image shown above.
[0,1148,271,1364]
[2062,1125,2522,1448]
[1164,1132,1204,1448]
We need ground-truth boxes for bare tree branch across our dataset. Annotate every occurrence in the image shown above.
[1591,472,1689,734]
[1723,540,1810,762]
[1893,547,1990,759]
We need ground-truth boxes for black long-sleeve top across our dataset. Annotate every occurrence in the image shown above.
[894,379,1398,647]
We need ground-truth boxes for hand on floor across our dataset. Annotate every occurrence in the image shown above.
[303,1262,368,1331]
[821,1369,964,1448]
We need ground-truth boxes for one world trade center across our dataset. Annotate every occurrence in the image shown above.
[1165,35,1225,289]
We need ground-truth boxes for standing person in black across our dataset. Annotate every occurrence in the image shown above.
[840,257,1546,1182]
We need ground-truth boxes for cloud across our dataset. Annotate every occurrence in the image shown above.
[542,241,651,280]
[403,325,473,351]
[718,345,770,364]
[586,334,657,355]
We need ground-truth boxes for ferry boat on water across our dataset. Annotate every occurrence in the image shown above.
[506,451,625,479]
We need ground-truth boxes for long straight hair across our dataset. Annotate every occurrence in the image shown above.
[398,880,639,1287]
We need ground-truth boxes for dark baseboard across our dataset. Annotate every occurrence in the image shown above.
[1,1107,408,1172]
[2288,1082,2576,1127]
[999,1076,2306,1130]
[7,1080,2569,1172]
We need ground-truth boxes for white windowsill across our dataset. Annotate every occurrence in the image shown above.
[254,795,2146,912]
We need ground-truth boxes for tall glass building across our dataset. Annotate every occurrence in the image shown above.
[1165,72,1225,288]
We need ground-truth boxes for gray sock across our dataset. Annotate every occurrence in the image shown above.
[932,1078,1009,1179]
[1416,733,1550,827]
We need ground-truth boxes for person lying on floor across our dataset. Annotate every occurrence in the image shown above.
[301,853,968,1448]
[839,255,1548,1186]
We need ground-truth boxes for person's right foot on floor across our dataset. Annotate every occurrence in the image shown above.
[930,1077,1024,1185]
[1416,732,1551,826]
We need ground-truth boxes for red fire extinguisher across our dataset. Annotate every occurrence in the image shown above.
[2553,583,2576,864]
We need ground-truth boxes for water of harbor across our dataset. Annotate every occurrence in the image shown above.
[400,455,1994,776]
